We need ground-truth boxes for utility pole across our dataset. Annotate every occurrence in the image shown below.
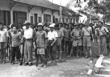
[59,0,63,23]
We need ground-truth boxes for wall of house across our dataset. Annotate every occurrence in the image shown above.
[53,11,59,19]
[0,0,76,26]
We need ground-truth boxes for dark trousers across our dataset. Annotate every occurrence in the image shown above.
[48,40,56,61]
[11,46,20,62]
[0,42,6,63]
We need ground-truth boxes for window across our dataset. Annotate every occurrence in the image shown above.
[53,16,55,23]
[55,18,58,23]
[31,16,33,24]
[38,17,42,23]
[13,11,26,28]
[34,14,37,25]
[0,10,10,26]
[44,14,51,23]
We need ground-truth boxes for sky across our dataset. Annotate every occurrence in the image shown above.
[48,0,70,6]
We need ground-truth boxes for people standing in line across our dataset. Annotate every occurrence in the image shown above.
[95,21,109,56]
[10,25,21,64]
[47,23,58,63]
[0,23,8,64]
[82,23,92,58]
[35,23,47,67]
[23,21,34,66]
[68,24,82,58]
[56,24,64,60]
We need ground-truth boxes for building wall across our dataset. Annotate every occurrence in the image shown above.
[53,11,59,19]
[0,0,76,26]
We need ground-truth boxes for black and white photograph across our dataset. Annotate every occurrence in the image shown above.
[0,0,110,77]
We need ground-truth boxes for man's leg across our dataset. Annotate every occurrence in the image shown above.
[36,54,40,66]
[68,46,75,57]
[11,47,15,64]
[41,54,46,67]
[87,36,92,58]
[59,44,62,60]
[24,41,28,65]
[28,45,33,65]
[15,47,20,62]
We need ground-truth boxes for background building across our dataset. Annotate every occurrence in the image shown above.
[0,0,79,28]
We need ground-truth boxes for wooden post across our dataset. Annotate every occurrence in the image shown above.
[10,0,16,25]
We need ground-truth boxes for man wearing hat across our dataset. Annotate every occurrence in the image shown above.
[47,23,58,63]
[35,23,47,67]
[23,21,34,66]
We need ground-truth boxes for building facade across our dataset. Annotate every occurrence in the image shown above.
[0,0,78,28]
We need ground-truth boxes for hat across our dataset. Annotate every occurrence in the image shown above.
[23,20,31,25]
[49,23,55,27]
[22,26,26,30]
[37,23,43,27]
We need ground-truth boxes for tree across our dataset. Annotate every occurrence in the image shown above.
[67,0,110,21]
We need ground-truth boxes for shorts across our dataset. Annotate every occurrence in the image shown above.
[83,36,91,47]
[37,48,45,55]
[72,39,82,47]
[57,38,62,46]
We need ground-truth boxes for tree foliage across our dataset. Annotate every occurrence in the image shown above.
[88,0,110,21]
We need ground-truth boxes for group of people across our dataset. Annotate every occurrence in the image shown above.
[0,20,109,67]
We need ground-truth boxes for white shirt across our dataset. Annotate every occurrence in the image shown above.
[47,30,58,40]
[82,26,92,36]
[24,28,34,39]
[0,30,8,42]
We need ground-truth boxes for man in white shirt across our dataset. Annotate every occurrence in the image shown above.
[0,23,8,63]
[47,23,58,63]
[23,21,34,66]
[82,23,92,58]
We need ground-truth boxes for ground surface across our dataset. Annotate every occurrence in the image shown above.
[0,57,110,77]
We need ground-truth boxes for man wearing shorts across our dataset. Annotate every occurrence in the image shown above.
[82,24,92,58]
